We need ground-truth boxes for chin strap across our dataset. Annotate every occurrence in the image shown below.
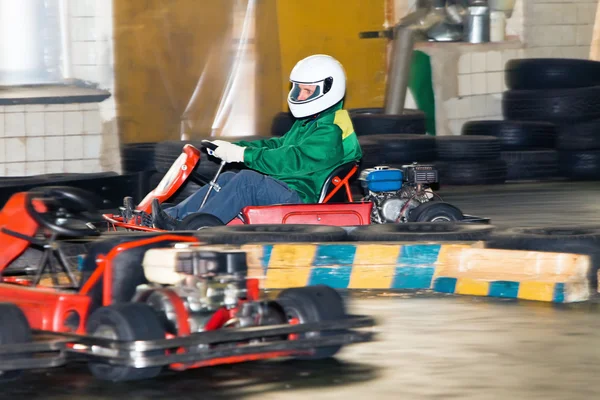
[302,113,320,126]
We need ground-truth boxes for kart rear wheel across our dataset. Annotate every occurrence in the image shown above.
[0,304,33,382]
[86,303,166,382]
[407,201,464,222]
[276,285,346,360]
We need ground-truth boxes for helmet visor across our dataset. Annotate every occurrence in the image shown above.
[288,80,326,104]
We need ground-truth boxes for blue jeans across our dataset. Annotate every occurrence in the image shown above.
[163,170,303,223]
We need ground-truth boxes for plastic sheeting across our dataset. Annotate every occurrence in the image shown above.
[180,0,257,139]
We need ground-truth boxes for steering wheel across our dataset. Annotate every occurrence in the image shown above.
[25,186,102,238]
[201,140,219,153]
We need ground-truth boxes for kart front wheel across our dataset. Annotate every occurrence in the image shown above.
[86,303,166,382]
[276,285,347,360]
[0,304,33,382]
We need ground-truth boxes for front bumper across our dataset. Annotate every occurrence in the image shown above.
[0,315,376,371]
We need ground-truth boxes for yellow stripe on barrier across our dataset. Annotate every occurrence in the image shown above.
[265,244,317,288]
[347,244,400,289]
[455,278,490,296]
[517,281,555,302]
[435,247,590,283]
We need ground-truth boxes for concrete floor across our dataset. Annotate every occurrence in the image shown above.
[3,181,600,399]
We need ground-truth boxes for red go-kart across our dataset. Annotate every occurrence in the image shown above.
[103,141,488,231]
[0,199,376,382]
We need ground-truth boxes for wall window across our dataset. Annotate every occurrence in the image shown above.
[0,0,65,86]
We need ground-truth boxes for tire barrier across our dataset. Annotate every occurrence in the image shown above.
[137,234,595,303]
[500,58,600,182]
[431,246,591,303]
[240,242,481,290]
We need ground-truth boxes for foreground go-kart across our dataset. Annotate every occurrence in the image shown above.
[103,141,488,231]
[0,234,375,382]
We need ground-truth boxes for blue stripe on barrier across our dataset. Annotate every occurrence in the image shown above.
[391,244,441,289]
[433,277,458,293]
[261,245,274,274]
[309,266,354,288]
[308,245,357,288]
[553,283,565,303]
[392,266,435,289]
[488,281,520,298]
[398,244,442,266]
[312,244,357,267]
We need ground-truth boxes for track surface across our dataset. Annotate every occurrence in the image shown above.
[3,182,600,399]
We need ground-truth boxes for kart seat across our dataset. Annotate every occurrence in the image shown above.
[317,161,359,203]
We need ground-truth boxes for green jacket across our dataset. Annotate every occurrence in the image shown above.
[235,101,362,203]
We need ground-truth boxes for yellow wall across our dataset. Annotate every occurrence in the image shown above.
[113,1,388,142]
[114,1,235,144]
[275,0,388,111]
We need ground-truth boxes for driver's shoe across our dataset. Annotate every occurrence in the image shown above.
[122,196,134,222]
[151,198,178,231]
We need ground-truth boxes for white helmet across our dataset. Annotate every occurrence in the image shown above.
[287,54,346,118]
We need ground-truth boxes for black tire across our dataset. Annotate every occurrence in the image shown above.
[177,212,225,230]
[0,304,32,381]
[435,160,508,185]
[348,107,388,116]
[350,110,427,135]
[86,303,165,382]
[170,181,202,204]
[0,172,119,188]
[192,224,348,245]
[276,285,346,359]
[462,120,557,150]
[120,143,157,173]
[359,134,437,167]
[559,151,600,180]
[407,201,464,222]
[485,226,600,288]
[271,112,296,136]
[500,150,559,181]
[153,136,271,177]
[435,136,501,161]
[347,222,495,242]
[557,119,600,150]
[505,58,600,91]
[502,86,600,124]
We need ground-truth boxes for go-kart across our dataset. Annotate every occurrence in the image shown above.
[0,234,375,382]
[103,141,489,231]
[0,185,107,278]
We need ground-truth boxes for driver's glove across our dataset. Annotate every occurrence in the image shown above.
[213,141,246,163]
[205,140,230,157]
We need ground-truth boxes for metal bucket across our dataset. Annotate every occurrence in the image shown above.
[463,4,490,43]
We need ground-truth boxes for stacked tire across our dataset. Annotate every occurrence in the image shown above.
[270,107,428,137]
[359,134,436,169]
[433,135,507,185]
[152,136,272,203]
[502,58,600,181]
[120,143,158,174]
[461,120,558,182]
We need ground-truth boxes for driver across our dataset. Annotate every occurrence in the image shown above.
[148,54,362,230]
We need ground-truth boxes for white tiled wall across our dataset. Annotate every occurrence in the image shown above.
[0,103,106,176]
[0,0,121,177]
[69,0,114,89]
[441,0,597,135]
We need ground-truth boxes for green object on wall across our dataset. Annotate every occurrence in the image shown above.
[408,50,436,135]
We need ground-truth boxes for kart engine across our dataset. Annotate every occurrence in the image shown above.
[358,164,438,223]
[140,247,282,334]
